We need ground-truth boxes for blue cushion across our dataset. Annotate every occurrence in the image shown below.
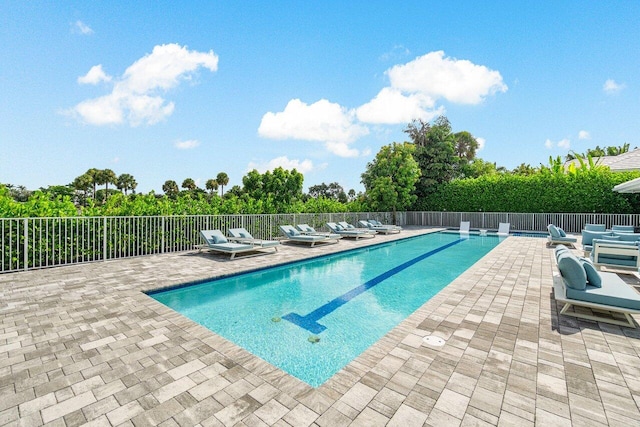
[581,230,613,246]
[557,252,587,290]
[612,232,640,242]
[584,224,606,232]
[555,245,570,259]
[566,272,640,310]
[240,231,250,238]
[214,234,228,244]
[558,228,567,237]
[548,224,561,238]
[335,224,343,231]
[579,259,602,288]
[612,225,634,233]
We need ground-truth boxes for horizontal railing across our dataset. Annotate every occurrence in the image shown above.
[4,210,639,273]
[405,211,640,234]
[0,212,401,273]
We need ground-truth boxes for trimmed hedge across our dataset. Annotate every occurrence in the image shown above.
[419,170,640,213]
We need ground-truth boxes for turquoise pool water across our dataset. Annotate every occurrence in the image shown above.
[149,232,501,387]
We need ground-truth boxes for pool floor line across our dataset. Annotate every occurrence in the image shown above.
[282,238,465,334]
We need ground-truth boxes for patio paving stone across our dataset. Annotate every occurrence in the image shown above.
[1,228,640,425]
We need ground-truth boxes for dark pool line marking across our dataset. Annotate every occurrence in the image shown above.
[282,239,465,334]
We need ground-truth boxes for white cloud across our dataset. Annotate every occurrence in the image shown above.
[476,137,486,151]
[379,45,410,62]
[603,79,625,94]
[68,43,218,126]
[78,65,112,85]
[386,51,508,104]
[356,87,442,124]
[247,156,315,174]
[258,98,369,157]
[74,20,93,35]
[578,130,590,140]
[174,139,200,149]
[545,138,570,149]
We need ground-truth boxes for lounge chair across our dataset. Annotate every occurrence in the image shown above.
[338,221,377,235]
[553,245,640,327]
[497,222,510,236]
[198,230,273,259]
[368,219,402,230]
[326,222,375,240]
[359,220,401,234]
[227,228,280,251]
[280,225,341,247]
[296,224,333,236]
[547,224,577,247]
[459,221,470,234]
[584,224,606,232]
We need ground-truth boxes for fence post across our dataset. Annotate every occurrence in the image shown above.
[161,216,165,254]
[23,218,28,271]
[103,217,107,262]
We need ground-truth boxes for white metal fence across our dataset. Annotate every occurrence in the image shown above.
[4,211,639,274]
[1,212,400,273]
[405,211,640,233]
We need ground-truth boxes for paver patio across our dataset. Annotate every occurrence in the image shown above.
[1,228,639,426]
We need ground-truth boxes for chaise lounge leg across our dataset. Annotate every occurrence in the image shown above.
[560,303,636,328]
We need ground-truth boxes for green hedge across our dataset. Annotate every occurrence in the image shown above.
[419,170,640,213]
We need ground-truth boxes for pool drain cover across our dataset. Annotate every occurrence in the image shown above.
[422,335,445,346]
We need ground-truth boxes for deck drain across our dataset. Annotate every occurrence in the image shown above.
[422,335,445,346]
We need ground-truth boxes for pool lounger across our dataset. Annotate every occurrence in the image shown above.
[227,228,280,251]
[326,222,375,239]
[359,220,401,234]
[198,230,277,259]
[279,225,341,246]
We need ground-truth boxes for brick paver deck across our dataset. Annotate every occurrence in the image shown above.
[1,228,639,426]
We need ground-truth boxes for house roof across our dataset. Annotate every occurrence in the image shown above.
[566,148,640,172]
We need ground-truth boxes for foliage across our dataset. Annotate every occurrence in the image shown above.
[405,117,457,205]
[307,182,348,202]
[242,167,304,210]
[566,143,633,161]
[361,142,420,217]
[216,172,229,195]
[423,168,640,213]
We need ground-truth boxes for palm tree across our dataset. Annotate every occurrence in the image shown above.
[85,168,100,199]
[99,169,117,201]
[453,131,478,161]
[162,180,179,198]
[216,172,229,196]
[181,178,197,191]
[116,173,137,195]
[72,174,93,205]
[205,179,219,195]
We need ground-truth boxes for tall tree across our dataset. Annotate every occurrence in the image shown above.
[216,172,229,196]
[181,178,197,191]
[85,168,100,200]
[453,131,479,161]
[162,180,179,198]
[116,173,137,195]
[361,142,420,222]
[72,174,93,204]
[96,169,117,202]
[405,116,457,204]
[205,178,219,195]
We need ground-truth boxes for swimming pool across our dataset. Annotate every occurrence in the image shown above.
[149,232,501,387]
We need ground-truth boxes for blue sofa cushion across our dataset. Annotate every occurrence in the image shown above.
[555,245,570,259]
[557,252,587,290]
[612,225,635,233]
[566,272,640,310]
[584,224,606,232]
[581,230,614,246]
[213,234,228,244]
[612,232,640,242]
[558,228,567,237]
[579,259,602,288]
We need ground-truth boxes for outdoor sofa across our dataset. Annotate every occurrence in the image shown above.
[553,244,640,327]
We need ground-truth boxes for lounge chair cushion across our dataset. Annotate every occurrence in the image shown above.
[558,228,567,237]
[566,272,640,310]
[579,258,602,288]
[239,231,251,238]
[557,252,587,290]
[584,224,606,232]
[335,224,343,231]
[213,234,228,244]
[555,245,570,259]
[548,224,561,238]
[288,228,300,237]
[581,230,614,246]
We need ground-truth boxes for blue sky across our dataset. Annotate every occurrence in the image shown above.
[2,1,639,194]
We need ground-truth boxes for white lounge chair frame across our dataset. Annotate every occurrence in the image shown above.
[591,241,640,271]
[227,228,280,251]
[553,274,640,328]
